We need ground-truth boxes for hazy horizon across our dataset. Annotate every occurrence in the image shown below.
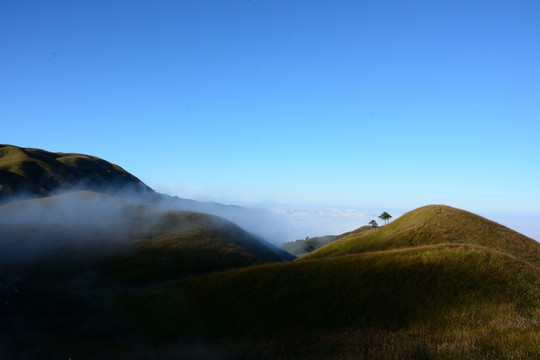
[155,185,540,242]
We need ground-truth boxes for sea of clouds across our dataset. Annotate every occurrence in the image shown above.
[264,206,403,242]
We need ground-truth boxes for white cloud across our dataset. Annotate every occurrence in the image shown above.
[266,206,391,241]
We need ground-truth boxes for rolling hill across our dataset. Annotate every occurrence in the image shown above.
[116,205,540,359]
[0,144,293,245]
[0,190,282,278]
[2,199,539,359]
[0,144,152,202]
[122,235,540,359]
[0,190,286,359]
[303,204,540,267]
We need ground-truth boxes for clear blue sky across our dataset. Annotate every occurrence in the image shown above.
[1,0,539,216]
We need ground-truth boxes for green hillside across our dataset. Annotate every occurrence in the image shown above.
[0,144,152,202]
[123,244,539,359]
[303,205,540,267]
[117,205,540,359]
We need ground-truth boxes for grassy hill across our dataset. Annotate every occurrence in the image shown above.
[0,191,282,277]
[115,205,540,359]
[122,243,539,359]
[0,145,295,245]
[5,241,538,359]
[303,205,540,267]
[282,225,373,257]
[0,191,287,358]
[0,144,152,202]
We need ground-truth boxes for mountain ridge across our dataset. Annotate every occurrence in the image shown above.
[0,144,153,202]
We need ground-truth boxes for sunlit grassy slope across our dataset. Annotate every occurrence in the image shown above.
[303,205,540,267]
[0,144,152,201]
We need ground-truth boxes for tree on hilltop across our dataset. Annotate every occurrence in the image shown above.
[378,211,392,225]
[369,220,378,228]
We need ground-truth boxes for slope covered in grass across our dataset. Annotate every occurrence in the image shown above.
[303,205,540,267]
[0,191,287,358]
[0,191,282,277]
[0,144,152,202]
[121,244,539,359]
[1,201,539,358]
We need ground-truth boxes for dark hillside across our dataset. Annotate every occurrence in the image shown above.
[123,244,540,359]
[0,145,292,247]
[0,144,152,202]
[0,191,281,275]
[0,191,285,358]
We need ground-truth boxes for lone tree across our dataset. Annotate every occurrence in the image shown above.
[378,211,392,225]
[369,220,378,228]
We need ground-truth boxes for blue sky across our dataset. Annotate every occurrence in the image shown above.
[1,1,539,222]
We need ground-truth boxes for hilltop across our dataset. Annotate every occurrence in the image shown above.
[0,144,152,202]
[303,204,540,267]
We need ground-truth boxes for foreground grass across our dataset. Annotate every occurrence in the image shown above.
[119,245,539,359]
[3,244,538,359]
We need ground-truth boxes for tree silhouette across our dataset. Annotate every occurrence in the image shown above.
[378,211,392,225]
[369,220,378,228]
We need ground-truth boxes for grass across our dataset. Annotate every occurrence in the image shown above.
[2,148,540,359]
[303,205,540,267]
[0,192,288,358]
[11,242,538,359]
[0,144,151,201]
[119,245,539,358]
[2,213,539,358]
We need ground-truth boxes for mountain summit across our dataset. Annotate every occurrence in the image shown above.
[303,204,540,267]
[0,144,152,202]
